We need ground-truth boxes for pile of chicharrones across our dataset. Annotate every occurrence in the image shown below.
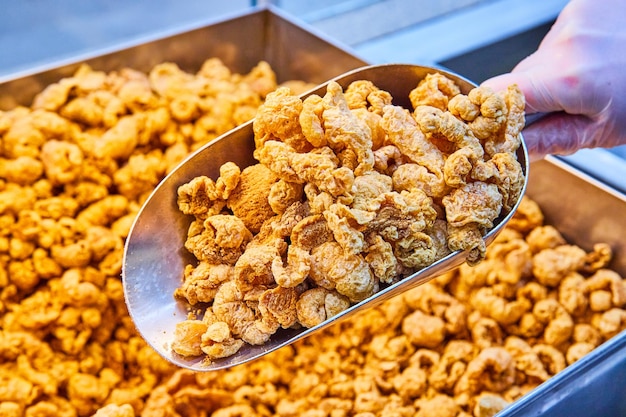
[0,58,625,417]
[172,74,527,361]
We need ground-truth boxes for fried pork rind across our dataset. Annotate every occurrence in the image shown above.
[0,59,299,416]
[300,94,326,148]
[474,393,510,417]
[310,241,378,303]
[184,215,253,265]
[211,280,279,346]
[173,72,530,362]
[491,84,525,157]
[471,152,525,212]
[413,104,484,187]
[322,81,375,176]
[252,86,309,152]
[176,161,240,220]
[454,347,516,400]
[344,79,393,115]
[381,105,447,198]
[226,163,278,232]
[409,73,461,110]
[532,245,587,287]
[4,56,623,417]
[506,195,544,233]
[443,182,503,265]
[296,287,351,328]
[584,269,626,311]
[174,262,232,305]
[254,140,355,197]
[171,320,207,357]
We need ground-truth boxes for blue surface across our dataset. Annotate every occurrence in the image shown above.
[0,0,249,77]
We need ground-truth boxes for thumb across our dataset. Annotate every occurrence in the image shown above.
[480,73,519,96]
[481,71,558,115]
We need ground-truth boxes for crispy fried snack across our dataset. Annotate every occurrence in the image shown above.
[0,59,313,417]
[409,72,461,110]
[16,57,625,417]
[173,73,528,362]
[381,105,449,198]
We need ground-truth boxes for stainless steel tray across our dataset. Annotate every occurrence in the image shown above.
[499,156,626,417]
[500,330,626,416]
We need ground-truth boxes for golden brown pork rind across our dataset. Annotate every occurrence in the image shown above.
[173,75,531,362]
[409,72,461,110]
[141,205,625,415]
[226,163,278,233]
[5,58,617,416]
[0,58,294,417]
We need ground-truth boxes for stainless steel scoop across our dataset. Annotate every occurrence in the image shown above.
[122,64,529,371]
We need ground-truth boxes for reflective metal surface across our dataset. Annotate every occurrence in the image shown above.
[498,328,626,417]
[500,156,626,417]
[122,63,529,371]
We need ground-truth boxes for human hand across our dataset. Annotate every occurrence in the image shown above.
[482,0,626,160]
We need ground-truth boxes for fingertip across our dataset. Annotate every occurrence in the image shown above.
[480,74,518,93]
[482,71,555,115]
[481,72,536,105]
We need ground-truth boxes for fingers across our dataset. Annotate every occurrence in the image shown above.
[522,113,593,159]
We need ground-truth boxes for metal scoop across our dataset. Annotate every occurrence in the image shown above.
[122,63,529,371]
